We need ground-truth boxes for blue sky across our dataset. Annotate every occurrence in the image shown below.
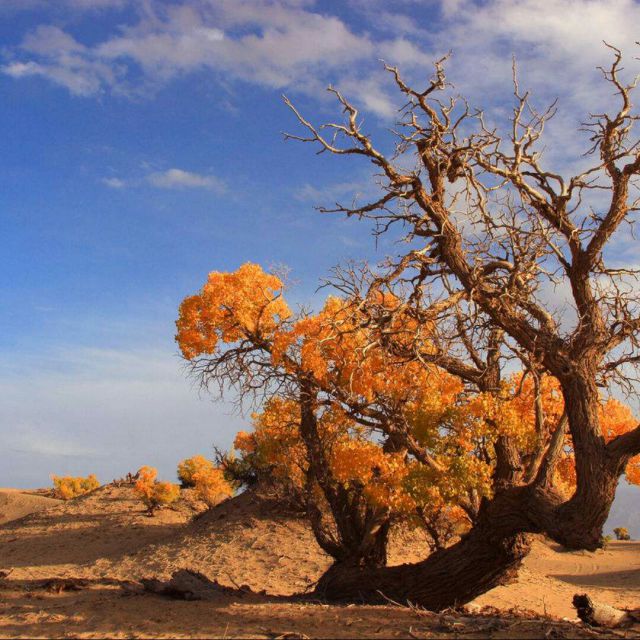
[1,0,640,534]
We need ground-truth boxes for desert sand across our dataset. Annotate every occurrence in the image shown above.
[1,484,638,638]
[0,490,61,526]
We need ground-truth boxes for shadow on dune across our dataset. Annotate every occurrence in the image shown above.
[0,522,188,567]
[552,568,640,589]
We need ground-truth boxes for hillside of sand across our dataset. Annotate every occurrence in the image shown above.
[1,484,639,638]
[0,489,61,526]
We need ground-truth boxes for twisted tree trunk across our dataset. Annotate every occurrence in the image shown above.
[315,488,534,609]
[313,379,626,611]
[299,380,393,568]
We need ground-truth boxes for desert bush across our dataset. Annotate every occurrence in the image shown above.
[214,447,259,488]
[600,534,613,549]
[133,465,180,514]
[192,467,234,507]
[177,455,215,488]
[613,527,631,541]
[51,474,100,500]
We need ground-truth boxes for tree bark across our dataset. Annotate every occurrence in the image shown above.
[549,370,620,550]
[315,489,533,609]
[313,464,620,610]
[299,380,393,567]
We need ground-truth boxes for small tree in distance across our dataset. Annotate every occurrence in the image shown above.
[613,526,631,540]
[177,455,215,488]
[177,455,234,506]
[51,474,100,500]
[133,466,180,515]
[192,467,234,507]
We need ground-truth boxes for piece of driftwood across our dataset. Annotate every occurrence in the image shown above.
[573,594,640,628]
[33,578,89,593]
[140,569,258,601]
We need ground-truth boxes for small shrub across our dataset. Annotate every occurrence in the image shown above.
[215,447,258,488]
[134,466,180,514]
[177,455,215,488]
[613,526,631,541]
[193,467,234,507]
[51,474,100,500]
[600,534,613,549]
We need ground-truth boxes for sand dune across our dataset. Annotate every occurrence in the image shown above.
[1,484,638,638]
[0,489,61,526]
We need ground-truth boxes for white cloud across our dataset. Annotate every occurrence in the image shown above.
[422,0,640,113]
[335,75,399,119]
[100,169,226,191]
[8,430,103,458]
[2,61,39,78]
[4,0,638,123]
[145,168,226,192]
[294,180,366,203]
[0,0,129,12]
[66,0,130,8]
[378,38,429,67]
[102,177,126,188]
[0,0,389,114]
[2,25,121,96]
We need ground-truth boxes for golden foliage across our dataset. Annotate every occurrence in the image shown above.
[613,526,631,540]
[178,264,640,539]
[193,467,234,507]
[600,398,640,486]
[176,263,291,360]
[234,397,308,492]
[51,474,100,500]
[177,455,214,487]
[133,465,180,513]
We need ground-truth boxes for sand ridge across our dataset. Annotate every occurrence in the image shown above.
[0,490,61,526]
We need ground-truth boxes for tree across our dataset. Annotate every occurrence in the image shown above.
[177,455,216,488]
[613,526,631,541]
[276,46,640,607]
[176,264,482,567]
[232,395,473,555]
[176,263,640,608]
[133,466,180,515]
[192,466,234,507]
[51,474,100,500]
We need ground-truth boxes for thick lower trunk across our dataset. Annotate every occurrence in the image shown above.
[313,473,620,609]
[315,523,530,610]
[551,371,620,550]
[308,369,626,608]
[314,489,534,609]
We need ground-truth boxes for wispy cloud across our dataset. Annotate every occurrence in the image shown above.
[294,180,366,203]
[8,431,104,459]
[145,168,226,192]
[0,0,425,115]
[100,168,226,192]
[101,176,126,188]
[4,0,640,124]
[0,0,130,13]
[2,25,123,96]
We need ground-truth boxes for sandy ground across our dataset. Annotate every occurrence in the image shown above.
[0,484,638,638]
[0,490,61,526]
